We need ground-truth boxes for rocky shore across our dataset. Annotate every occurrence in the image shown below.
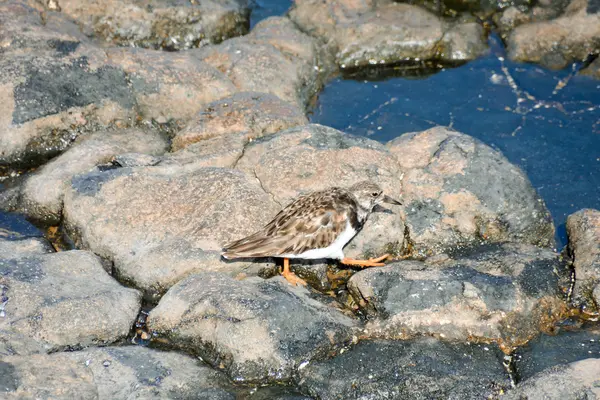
[1,0,599,398]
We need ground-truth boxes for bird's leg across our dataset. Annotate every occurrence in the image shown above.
[281,258,307,286]
[341,254,390,268]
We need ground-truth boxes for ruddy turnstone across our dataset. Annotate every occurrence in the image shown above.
[222,181,402,286]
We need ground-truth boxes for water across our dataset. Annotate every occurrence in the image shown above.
[310,35,600,248]
[249,0,293,28]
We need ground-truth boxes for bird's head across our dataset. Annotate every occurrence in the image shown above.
[349,181,402,211]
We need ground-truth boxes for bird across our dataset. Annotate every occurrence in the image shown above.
[221,181,402,286]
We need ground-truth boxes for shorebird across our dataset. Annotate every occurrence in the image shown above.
[222,181,402,286]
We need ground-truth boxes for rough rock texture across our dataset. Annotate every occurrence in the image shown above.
[106,48,237,122]
[1,347,238,399]
[581,55,600,78]
[505,358,600,399]
[234,124,406,259]
[507,0,600,69]
[348,243,570,349]
[0,237,54,259]
[387,126,555,257]
[63,165,280,299]
[21,128,167,224]
[0,330,45,357]
[0,250,141,351]
[290,0,488,68]
[192,17,330,108]
[55,0,250,50]
[493,0,573,36]
[296,338,510,399]
[0,1,137,168]
[148,272,357,383]
[567,209,600,312]
[515,325,600,380]
[171,92,307,151]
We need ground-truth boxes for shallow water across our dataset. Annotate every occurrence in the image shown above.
[309,35,600,248]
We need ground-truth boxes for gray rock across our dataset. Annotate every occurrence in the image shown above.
[1,346,238,399]
[567,209,600,313]
[514,325,600,380]
[0,250,141,351]
[192,17,328,109]
[55,0,250,50]
[290,0,488,68]
[296,338,511,399]
[504,358,600,399]
[0,237,54,260]
[0,330,45,357]
[0,1,137,168]
[507,0,600,69]
[235,124,406,259]
[63,165,280,299]
[20,128,167,224]
[171,91,307,151]
[348,243,570,349]
[388,126,555,257]
[147,272,357,383]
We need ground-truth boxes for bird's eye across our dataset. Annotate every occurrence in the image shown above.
[371,192,379,197]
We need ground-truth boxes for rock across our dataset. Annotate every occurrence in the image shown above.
[296,338,510,399]
[234,124,406,259]
[166,132,249,168]
[504,358,600,399]
[55,0,250,50]
[106,47,237,123]
[20,128,167,224]
[566,209,600,313]
[387,126,555,257]
[493,0,570,36]
[507,0,600,69]
[63,165,280,299]
[0,1,137,168]
[348,243,570,349]
[192,17,328,108]
[0,330,45,357]
[290,0,488,68]
[0,237,54,259]
[171,92,307,151]
[147,272,357,383]
[581,55,600,78]
[1,346,238,399]
[0,250,141,351]
[514,324,600,380]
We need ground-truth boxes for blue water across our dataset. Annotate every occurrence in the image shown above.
[309,35,600,248]
[249,0,293,28]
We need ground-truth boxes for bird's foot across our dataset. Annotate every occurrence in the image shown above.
[341,254,390,268]
[281,269,307,286]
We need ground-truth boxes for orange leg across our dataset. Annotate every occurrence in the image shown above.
[341,253,390,268]
[281,258,307,286]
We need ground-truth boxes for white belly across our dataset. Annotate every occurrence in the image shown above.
[280,221,357,260]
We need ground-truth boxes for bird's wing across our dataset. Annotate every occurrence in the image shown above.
[222,194,350,258]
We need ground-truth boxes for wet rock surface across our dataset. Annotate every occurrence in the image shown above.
[20,128,167,224]
[0,250,141,351]
[148,272,357,383]
[506,0,600,69]
[1,346,238,399]
[63,165,280,298]
[290,0,488,68]
[234,124,406,259]
[296,338,511,399]
[567,209,600,313]
[348,243,570,348]
[55,0,250,50]
[388,126,555,257]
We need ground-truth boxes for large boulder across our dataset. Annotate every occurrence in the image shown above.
[387,126,555,257]
[147,272,357,383]
[234,124,406,259]
[506,0,600,69]
[20,128,167,224]
[566,209,600,313]
[348,243,570,350]
[290,0,488,68]
[0,250,141,351]
[63,165,280,299]
[296,338,511,399]
[53,0,250,50]
[1,346,238,399]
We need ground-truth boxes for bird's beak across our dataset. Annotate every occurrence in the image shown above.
[383,195,402,206]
